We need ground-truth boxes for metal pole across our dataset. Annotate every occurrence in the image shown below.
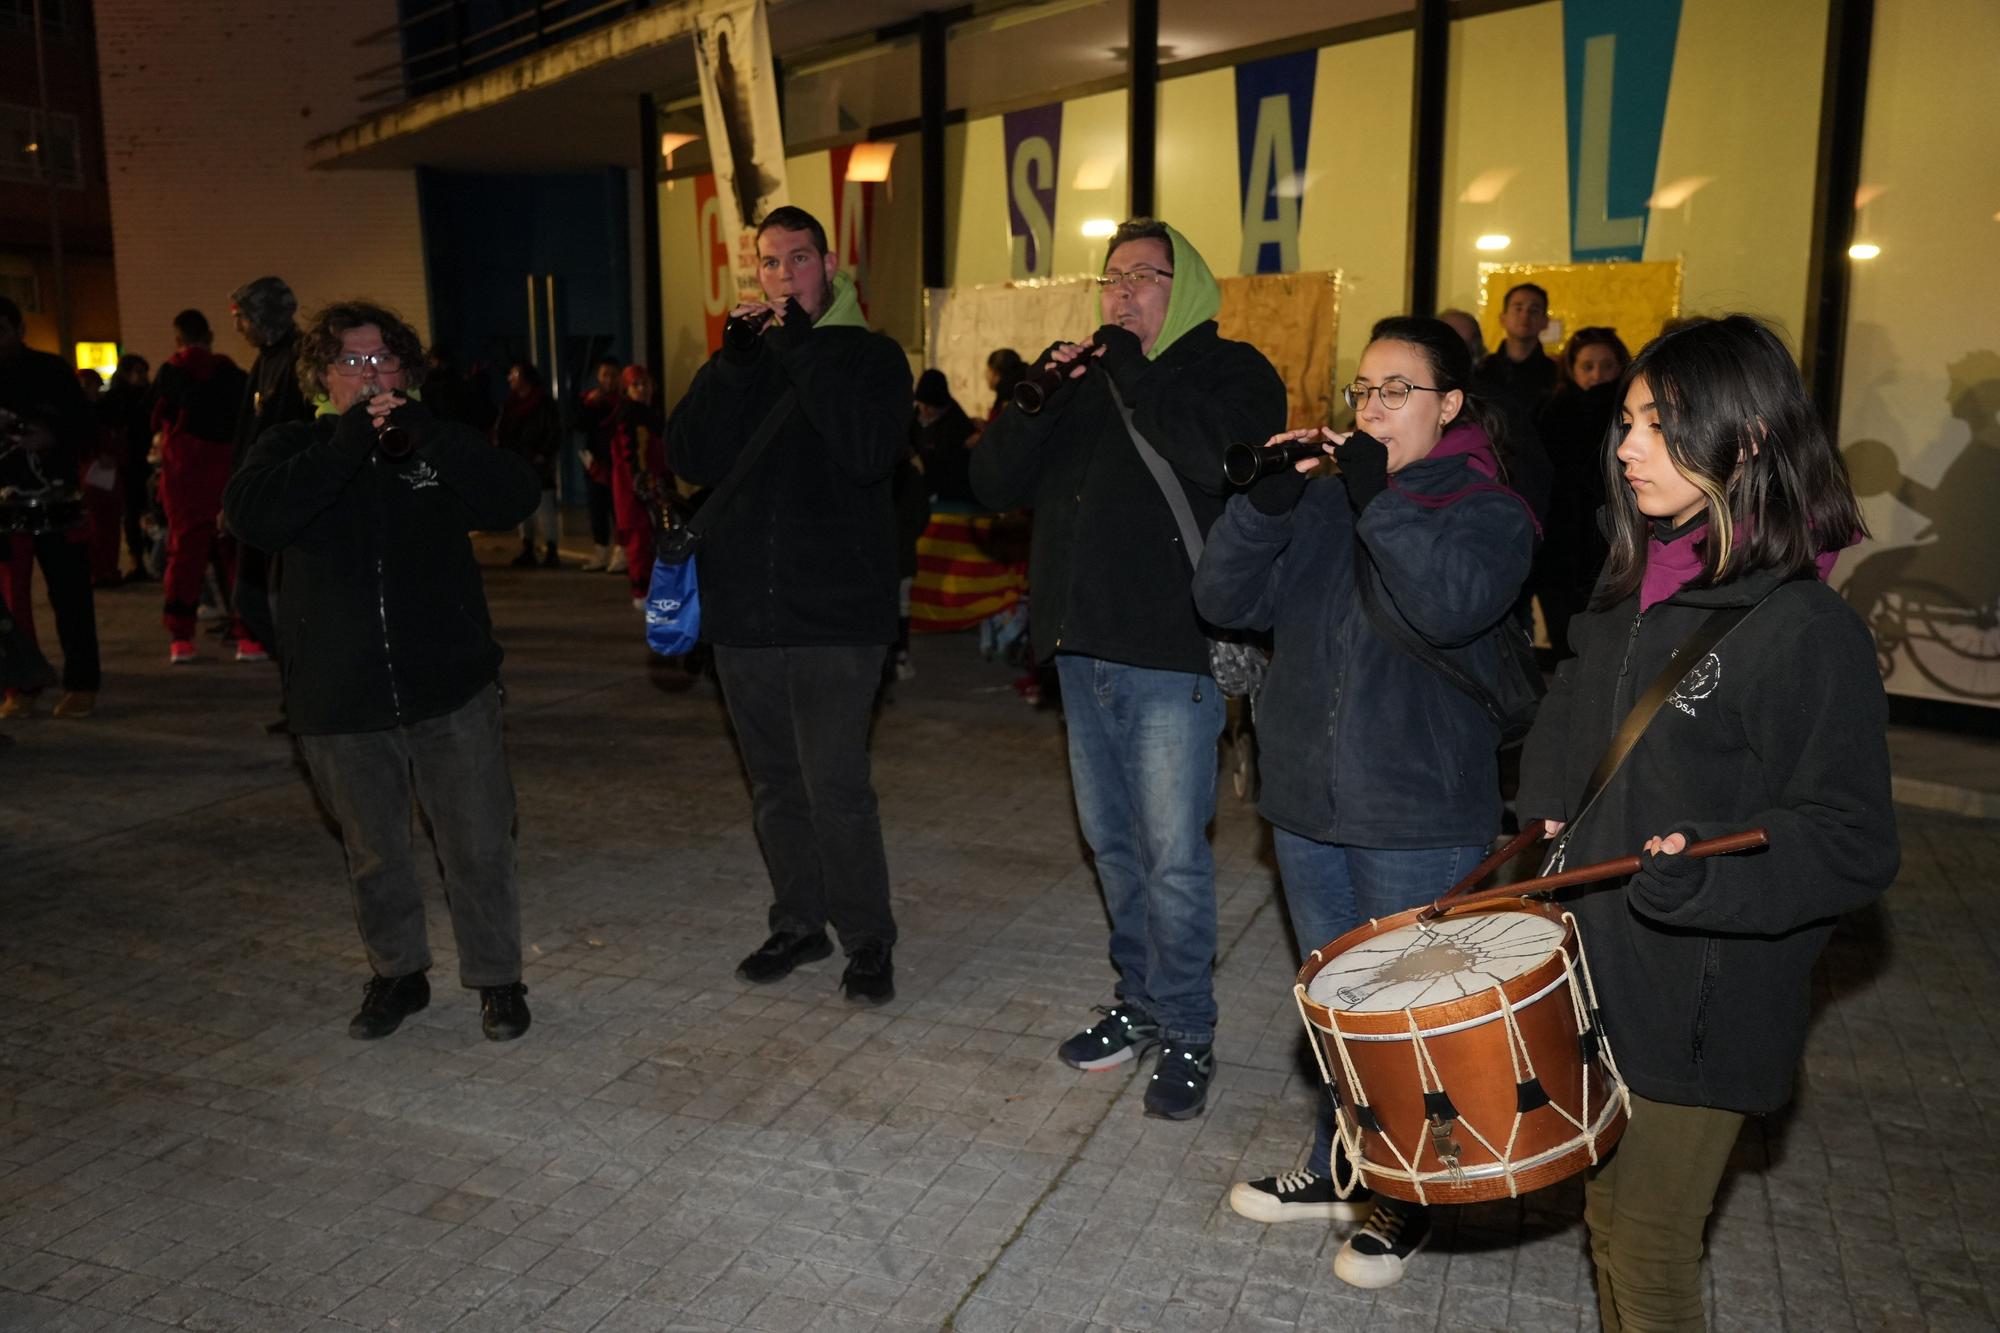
[1127,0,1159,219]
[1802,0,1875,432]
[638,93,664,375]
[919,12,946,291]
[525,273,540,368]
[1404,0,1449,317]
[31,0,71,359]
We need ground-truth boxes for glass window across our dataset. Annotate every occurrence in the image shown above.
[782,36,920,148]
[1440,0,1827,364]
[1158,0,1408,67]
[946,0,1128,116]
[1834,0,2000,707]
[0,105,82,188]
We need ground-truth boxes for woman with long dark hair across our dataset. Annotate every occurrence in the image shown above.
[1532,326,1631,658]
[1517,315,1896,1329]
[1195,316,1539,1289]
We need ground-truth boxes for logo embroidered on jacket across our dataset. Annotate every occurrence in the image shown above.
[1670,652,1721,716]
[403,461,440,490]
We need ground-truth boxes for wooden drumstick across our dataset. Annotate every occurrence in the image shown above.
[1421,828,1770,919]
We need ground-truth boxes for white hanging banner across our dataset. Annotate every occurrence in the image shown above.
[693,0,790,302]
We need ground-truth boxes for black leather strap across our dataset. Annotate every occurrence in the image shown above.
[1354,542,1509,722]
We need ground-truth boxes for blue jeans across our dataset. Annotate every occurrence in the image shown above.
[1056,655,1226,1044]
[1272,830,1486,1176]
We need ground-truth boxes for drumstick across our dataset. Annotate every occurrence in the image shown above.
[1429,826,1546,911]
[1420,828,1769,919]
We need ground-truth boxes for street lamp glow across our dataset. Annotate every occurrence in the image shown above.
[1474,233,1511,252]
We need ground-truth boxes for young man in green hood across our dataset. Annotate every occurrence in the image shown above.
[667,205,911,1006]
[971,219,1287,1119]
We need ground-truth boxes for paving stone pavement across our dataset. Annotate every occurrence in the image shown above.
[2,543,1996,1333]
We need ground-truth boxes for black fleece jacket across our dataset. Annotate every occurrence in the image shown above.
[222,402,542,735]
[1516,564,1899,1114]
[969,322,1287,674]
[665,322,911,647]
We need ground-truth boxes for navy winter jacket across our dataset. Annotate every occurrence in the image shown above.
[1193,429,1536,848]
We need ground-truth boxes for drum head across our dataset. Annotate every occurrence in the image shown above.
[1306,911,1565,1013]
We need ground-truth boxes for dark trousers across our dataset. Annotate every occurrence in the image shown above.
[296,684,522,988]
[585,477,613,546]
[122,454,153,570]
[2,532,101,693]
[234,545,278,658]
[713,643,896,951]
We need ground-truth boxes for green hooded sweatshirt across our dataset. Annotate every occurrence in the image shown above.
[1146,222,1222,360]
[812,269,868,330]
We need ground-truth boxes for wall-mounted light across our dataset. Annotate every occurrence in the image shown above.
[844,142,896,183]
[74,342,119,377]
[1080,218,1117,239]
[1848,242,1881,260]
[659,132,701,168]
[1072,157,1117,191]
[1474,234,1511,252]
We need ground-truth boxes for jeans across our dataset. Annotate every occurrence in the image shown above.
[296,684,522,988]
[1271,830,1486,1176]
[713,643,896,951]
[1055,654,1226,1045]
[1586,1094,1744,1332]
[521,490,558,549]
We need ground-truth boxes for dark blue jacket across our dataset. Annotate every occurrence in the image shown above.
[1193,434,1536,848]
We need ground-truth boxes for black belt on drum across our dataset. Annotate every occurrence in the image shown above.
[1542,577,1806,875]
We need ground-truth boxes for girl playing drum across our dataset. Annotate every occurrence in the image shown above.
[1516,314,1898,1330]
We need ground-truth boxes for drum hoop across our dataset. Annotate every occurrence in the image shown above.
[1352,1095,1626,1188]
[1310,966,1571,1042]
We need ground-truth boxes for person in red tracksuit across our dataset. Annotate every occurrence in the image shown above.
[150,309,250,663]
[608,364,668,609]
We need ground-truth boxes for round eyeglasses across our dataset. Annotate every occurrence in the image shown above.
[1343,379,1444,411]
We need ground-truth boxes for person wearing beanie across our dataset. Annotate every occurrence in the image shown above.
[911,368,976,504]
[970,218,1287,1120]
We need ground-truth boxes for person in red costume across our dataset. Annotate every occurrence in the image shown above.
[150,309,249,663]
[608,364,668,609]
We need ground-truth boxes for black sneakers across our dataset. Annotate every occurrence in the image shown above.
[736,929,834,983]
[1143,1038,1214,1120]
[1333,1198,1431,1288]
[349,971,430,1040]
[841,942,895,1005]
[1227,1168,1375,1224]
[480,982,531,1041]
[1057,1004,1161,1071]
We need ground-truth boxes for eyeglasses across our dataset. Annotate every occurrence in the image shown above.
[1343,379,1444,410]
[331,352,402,376]
[1091,266,1174,292]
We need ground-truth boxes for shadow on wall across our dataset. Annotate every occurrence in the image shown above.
[1839,349,2000,703]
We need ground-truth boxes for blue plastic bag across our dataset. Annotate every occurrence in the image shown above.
[644,554,702,656]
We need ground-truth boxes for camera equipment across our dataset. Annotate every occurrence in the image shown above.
[1222,439,1329,487]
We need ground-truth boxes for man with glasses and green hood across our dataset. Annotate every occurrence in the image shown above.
[668,205,912,1007]
[971,218,1286,1119]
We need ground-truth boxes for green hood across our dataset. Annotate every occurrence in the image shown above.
[813,269,868,330]
[1149,222,1221,360]
[314,386,422,418]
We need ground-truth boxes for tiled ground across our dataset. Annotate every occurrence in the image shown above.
[2,540,1995,1332]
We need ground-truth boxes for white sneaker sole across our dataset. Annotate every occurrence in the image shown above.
[1333,1230,1429,1289]
[1227,1182,1375,1225]
[1060,1040,1156,1072]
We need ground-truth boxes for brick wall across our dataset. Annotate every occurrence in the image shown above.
[94,0,431,368]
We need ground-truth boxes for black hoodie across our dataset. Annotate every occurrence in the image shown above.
[1516,560,1899,1114]
[223,402,541,734]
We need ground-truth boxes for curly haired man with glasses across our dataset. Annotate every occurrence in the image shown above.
[224,302,543,1042]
